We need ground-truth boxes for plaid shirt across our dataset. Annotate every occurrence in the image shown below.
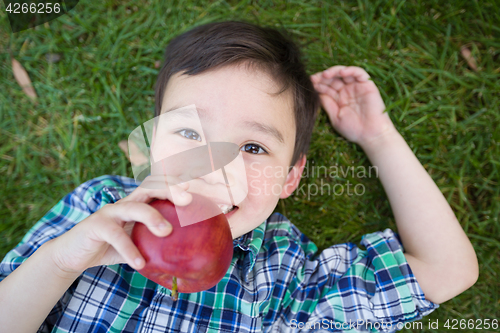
[0,175,438,332]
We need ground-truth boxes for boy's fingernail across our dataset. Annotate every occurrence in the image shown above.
[158,222,173,234]
[135,258,144,268]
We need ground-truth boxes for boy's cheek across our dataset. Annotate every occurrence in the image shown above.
[247,173,286,197]
[246,162,286,180]
[244,161,288,197]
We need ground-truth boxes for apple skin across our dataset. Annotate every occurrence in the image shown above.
[131,194,234,295]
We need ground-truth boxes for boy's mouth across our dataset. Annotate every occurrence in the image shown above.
[218,204,238,215]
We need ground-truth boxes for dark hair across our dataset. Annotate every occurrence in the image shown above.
[154,21,320,167]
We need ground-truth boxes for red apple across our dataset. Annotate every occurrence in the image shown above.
[131,194,233,300]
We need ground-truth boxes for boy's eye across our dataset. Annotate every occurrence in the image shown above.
[241,143,268,155]
[177,129,201,141]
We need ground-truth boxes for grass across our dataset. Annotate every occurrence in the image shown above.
[1,0,499,331]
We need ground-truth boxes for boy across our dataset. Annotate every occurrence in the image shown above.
[0,21,478,332]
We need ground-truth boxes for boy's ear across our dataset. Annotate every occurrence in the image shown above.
[280,154,307,199]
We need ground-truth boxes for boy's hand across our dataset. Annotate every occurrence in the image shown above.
[311,66,396,146]
[50,176,192,276]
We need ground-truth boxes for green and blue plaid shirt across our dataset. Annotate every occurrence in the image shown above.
[0,175,438,332]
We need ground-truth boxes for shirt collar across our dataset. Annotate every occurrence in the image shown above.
[102,183,137,203]
[232,221,266,280]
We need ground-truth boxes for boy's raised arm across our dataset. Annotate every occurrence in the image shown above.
[359,126,478,304]
[311,66,478,304]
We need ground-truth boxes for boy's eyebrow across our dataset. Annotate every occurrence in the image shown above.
[163,105,202,116]
[162,105,284,144]
[241,120,284,144]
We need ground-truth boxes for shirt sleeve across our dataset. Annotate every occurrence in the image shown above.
[0,176,124,332]
[277,228,439,332]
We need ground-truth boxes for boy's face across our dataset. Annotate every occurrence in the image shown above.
[156,64,306,239]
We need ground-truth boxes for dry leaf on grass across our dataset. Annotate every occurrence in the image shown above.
[460,45,478,72]
[11,58,37,101]
[119,140,149,166]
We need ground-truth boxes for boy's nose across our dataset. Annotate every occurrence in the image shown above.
[191,162,247,207]
[197,168,235,187]
[149,141,248,205]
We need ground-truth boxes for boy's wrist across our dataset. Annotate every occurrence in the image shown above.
[42,239,84,281]
[358,125,400,154]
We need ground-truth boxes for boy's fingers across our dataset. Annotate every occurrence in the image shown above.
[97,224,145,270]
[322,65,347,79]
[317,66,370,88]
[330,78,345,91]
[311,74,334,87]
[339,66,370,81]
[104,201,173,237]
[343,76,355,84]
[315,83,339,101]
[319,93,340,121]
[310,73,322,83]
[314,82,326,93]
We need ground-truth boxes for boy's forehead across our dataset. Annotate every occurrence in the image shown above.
[167,63,286,95]
[162,65,293,112]
[160,66,295,144]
